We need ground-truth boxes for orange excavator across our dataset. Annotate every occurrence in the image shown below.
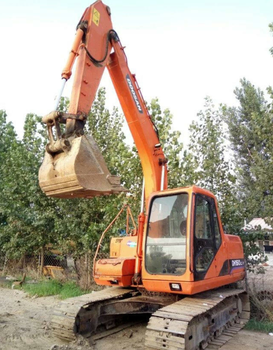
[39,1,249,349]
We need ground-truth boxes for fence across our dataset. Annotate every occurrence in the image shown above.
[0,248,109,290]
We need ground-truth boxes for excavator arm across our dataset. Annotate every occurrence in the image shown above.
[39,0,167,204]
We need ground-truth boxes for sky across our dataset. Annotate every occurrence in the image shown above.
[0,0,273,146]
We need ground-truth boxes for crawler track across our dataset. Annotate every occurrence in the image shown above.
[51,287,136,341]
[145,288,249,350]
[51,287,249,349]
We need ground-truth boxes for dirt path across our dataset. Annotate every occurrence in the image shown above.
[0,287,65,350]
[0,286,273,350]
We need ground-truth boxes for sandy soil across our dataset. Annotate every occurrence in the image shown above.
[0,287,273,350]
[0,257,273,350]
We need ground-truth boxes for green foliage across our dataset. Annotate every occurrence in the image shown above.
[245,318,273,333]
[87,89,133,176]
[0,110,18,253]
[0,112,60,259]
[0,90,139,259]
[224,79,273,224]
[238,230,268,273]
[0,89,247,262]
[188,97,233,193]
[187,97,243,233]
[0,110,17,154]
[21,279,89,298]
[5,80,272,274]
[149,98,184,188]
[269,22,273,56]
[58,281,90,299]
[22,279,62,296]
[88,88,142,215]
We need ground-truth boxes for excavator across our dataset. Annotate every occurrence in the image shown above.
[39,1,249,349]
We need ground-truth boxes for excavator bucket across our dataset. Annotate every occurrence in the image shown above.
[39,134,127,198]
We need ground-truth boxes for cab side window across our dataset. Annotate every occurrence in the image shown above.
[194,194,222,279]
[195,197,212,239]
[212,202,222,249]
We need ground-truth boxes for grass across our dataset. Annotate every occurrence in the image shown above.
[245,318,273,333]
[59,281,90,299]
[21,279,90,299]
[0,278,13,288]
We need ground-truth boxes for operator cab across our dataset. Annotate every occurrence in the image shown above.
[142,186,245,295]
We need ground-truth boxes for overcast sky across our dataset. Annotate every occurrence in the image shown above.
[0,0,272,145]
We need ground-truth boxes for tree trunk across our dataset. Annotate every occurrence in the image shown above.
[39,247,45,276]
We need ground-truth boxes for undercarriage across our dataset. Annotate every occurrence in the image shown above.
[51,286,249,350]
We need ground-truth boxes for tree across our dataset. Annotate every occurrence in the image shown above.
[269,22,273,56]
[187,97,242,233]
[0,112,59,259]
[224,79,273,223]
[53,89,137,255]
[0,110,19,257]
[149,98,185,188]
[0,90,187,262]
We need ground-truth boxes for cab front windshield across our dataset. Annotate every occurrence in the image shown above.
[145,193,188,275]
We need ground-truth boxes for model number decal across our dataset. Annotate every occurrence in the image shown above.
[231,259,245,267]
[126,74,143,114]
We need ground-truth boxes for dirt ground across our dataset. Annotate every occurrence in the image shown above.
[0,257,273,350]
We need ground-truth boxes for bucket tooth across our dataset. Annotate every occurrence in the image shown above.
[39,134,127,198]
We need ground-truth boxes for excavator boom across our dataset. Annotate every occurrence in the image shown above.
[39,0,167,201]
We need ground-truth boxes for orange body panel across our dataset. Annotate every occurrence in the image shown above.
[110,236,137,258]
[94,236,137,287]
[141,271,245,295]
[94,258,135,286]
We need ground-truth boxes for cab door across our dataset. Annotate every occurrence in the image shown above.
[193,194,222,281]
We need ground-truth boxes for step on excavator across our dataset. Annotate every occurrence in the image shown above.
[39,1,249,349]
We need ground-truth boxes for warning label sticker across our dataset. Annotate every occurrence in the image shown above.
[93,8,100,26]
